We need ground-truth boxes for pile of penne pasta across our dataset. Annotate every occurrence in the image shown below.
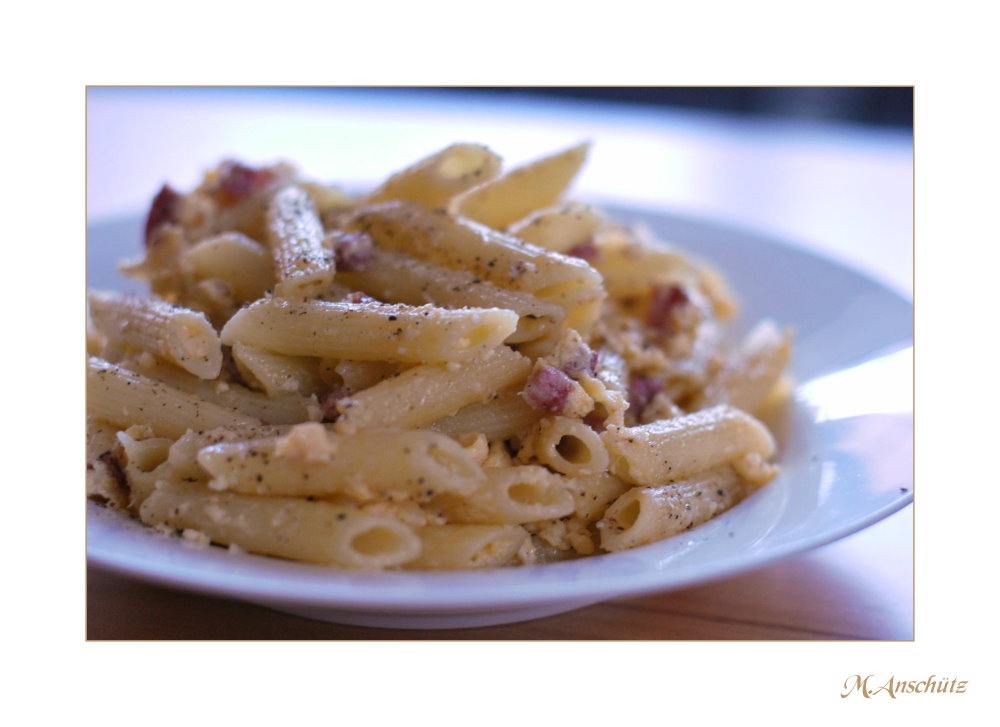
[86,141,792,570]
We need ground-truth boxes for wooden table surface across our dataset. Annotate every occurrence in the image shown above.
[87,504,911,641]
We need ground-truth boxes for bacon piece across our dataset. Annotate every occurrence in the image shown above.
[319,386,352,422]
[627,375,663,418]
[214,161,278,207]
[567,240,598,262]
[521,365,575,413]
[332,231,373,272]
[646,284,690,334]
[144,184,182,245]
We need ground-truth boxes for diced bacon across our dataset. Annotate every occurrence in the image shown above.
[567,239,598,261]
[319,386,352,422]
[214,161,278,207]
[646,284,690,334]
[521,366,575,413]
[628,375,663,418]
[333,231,373,272]
[144,184,182,245]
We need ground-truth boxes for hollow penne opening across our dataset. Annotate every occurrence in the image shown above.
[527,416,610,477]
[597,467,744,552]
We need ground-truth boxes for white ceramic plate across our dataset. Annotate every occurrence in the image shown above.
[86,206,913,629]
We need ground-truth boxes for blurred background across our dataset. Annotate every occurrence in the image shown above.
[388,87,913,128]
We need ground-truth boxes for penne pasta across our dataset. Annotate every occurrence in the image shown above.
[220,297,518,364]
[231,341,327,397]
[180,231,276,302]
[597,467,745,551]
[88,140,790,570]
[451,142,590,230]
[697,320,793,415]
[507,202,603,254]
[602,405,777,487]
[335,345,532,432]
[429,389,544,442]
[131,356,320,424]
[197,423,484,500]
[335,246,561,344]
[521,415,610,477]
[363,142,502,209]
[88,291,223,379]
[139,481,421,569]
[87,357,261,439]
[405,524,528,570]
[344,201,605,333]
[433,465,576,525]
[266,184,336,299]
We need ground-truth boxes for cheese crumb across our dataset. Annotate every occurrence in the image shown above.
[181,528,211,546]
[274,422,334,462]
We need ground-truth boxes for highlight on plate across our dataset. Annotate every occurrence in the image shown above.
[86,141,793,570]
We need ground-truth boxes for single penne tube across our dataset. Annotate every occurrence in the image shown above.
[179,231,276,302]
[139,481,421,569]
[86,418,130,510]
[231,341,327,396]
[362,143,502,209]
[404,524,528,570]
[602,404,776,487]
[298,181,354,220]
[115,426,174,508]
[567,472,631,522]
[433,465,575,524]
[591,228,691,301]
[335,247,562,343]
[577,371,628,430]
[132,357,320,424]
[344,202,604,314]
[698,320,793,415]
[164,424,289,484]
[220,297,518,364]
[451,142,590,230]
[482,440,516,469]
[266,184,336,298]
[429,389,544,442]
[454,432,489,465]
[332,359,400,391]
[87,357,261,439]
[197,423,484,499]
[88,291,223,379]
[524,415,610,477]
[597,466,745,551]
[507,202,602,254]
[335,345,532,432]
